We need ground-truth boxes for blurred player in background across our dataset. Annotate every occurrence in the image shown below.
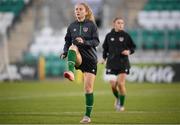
[60,2,100,124]
[101,17,136,111]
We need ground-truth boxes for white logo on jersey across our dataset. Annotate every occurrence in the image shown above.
[107,69,111,73]
[92,69,95,72]
[110,37,115,41]
[125,69,128,72]
[73,28,76,32]
[119,37,124,42]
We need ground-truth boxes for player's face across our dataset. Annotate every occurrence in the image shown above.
[75,4,87,21]
[114,19,124,31]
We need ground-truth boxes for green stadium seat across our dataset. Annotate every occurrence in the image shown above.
[0,0,24,16]
[142,30,155,49]
[51,61,66,76]
[164,4,174,11]
[45,59,66,77]
[45,61,52,76]
[168,40,177,49]
[45,53,58,61]
[155,4,164,11]
[170,31,178,49]
[128,28,180,50]
[23,52,38,65]
[144,0,179,11]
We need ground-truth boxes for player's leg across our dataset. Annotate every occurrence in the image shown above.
[117,73,127,111]
[109,79,120,108]
[80,72,95,123]
[110,79,118,99]
[64,45,82,81]
[105,72,118,100]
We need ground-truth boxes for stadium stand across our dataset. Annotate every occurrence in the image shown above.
[45,54,66,77]
[0,0,33,62]
[138,0,180,29]
[0,0,31,33]
[127,29,180,50]
[29,27,64,57]
[26,27,66,77]
[1,0,179,79]
[133,0,180,50]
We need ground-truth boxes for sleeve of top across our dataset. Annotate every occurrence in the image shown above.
[102,35,109,59]
[127,34,136,54]
[63,27,72,53]
[83,23,100,47]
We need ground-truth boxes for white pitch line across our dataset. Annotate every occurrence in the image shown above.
[0,91,111,101]
[0,110,179,116]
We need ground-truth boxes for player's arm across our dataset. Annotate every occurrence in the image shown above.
[102,35,109,60]
[60,27,72,59]
[127,34,136,54]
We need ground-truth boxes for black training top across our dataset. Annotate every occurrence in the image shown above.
[102,29,136,70]
[63,19,100,63]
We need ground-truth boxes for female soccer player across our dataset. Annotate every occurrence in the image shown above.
[101,17,136,111]
[60,2,99,123]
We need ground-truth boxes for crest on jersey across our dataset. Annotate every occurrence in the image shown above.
[107,69,111,73]
[125,69,128,72]
[73,28,77,32]
[92,69,95,72]
[110,37,115,41]
[119,37,124,42]
[83,27,88,32]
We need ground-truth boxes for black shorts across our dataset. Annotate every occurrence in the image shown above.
[106,68,129,75]
[75,59,97,75]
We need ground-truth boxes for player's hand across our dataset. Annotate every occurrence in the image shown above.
[121,50,130,56]
[72,37,84,45]
[75,37,84,43]
[60,52,67,59]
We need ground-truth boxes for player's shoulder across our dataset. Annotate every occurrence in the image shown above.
[85,20,97,29]
[106,29,114,37]
[122,30,130,36]
[68,20,78,27]
[85,19,95,24]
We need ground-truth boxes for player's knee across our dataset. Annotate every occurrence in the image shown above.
[110,80,116,85]
[84,86,93,93]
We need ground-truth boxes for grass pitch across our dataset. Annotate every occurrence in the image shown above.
[0,79,180,124]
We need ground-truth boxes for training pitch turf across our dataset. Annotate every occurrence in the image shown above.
[0,79,180,124]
